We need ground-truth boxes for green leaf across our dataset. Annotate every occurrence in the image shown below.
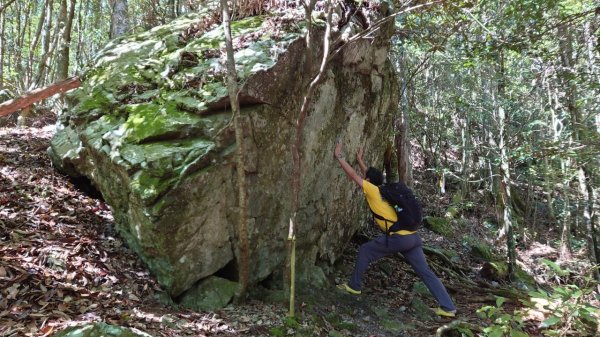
[541,259,570,276]
[528,290,549,299]
[483,326,504,337]
[510,330,529,337]
[540,315,562,328]
[457,326,475,337]
[496,296,507,308]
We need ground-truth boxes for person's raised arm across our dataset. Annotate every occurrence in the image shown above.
[356,146,367,176]
[335,141,363,187]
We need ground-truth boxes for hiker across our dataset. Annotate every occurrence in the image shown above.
[333,141,457,317]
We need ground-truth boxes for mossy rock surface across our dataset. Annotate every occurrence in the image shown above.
[463,237,496,261]
[409,298,435,321]
[424,216,452,236]
[49,2,398,298]
[178,276,238,311]
[480,261,537,288]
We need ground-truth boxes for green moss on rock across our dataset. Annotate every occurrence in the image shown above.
[409,298,434,320]
[463,237,495,261]
[178,276,238,311]
[424,216,452,236]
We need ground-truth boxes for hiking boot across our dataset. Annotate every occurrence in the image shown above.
[336,283,361,295]
[434,307,457,317]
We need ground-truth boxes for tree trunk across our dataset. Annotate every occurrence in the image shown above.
[27,0,47,87]
[220,0,250,301]
[559,192,572,259]
[0,1,5,88]
[584,18,600,274]
[558,24,599,276]
[396,52,413,186]
[395,113,409,184]
[459,113,470,198]
[287,0,330,310]
[110,0,129,39]
[14,1,29,90]
[56,0,76,81]
[494,49,517,278]
[0,77,80,117]
[581,168,599,279]
[167,0,176,19]
[34,0,54,87]
[37,0,62,85]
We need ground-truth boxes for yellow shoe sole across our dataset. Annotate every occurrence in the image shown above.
[434,308,457,317]
[336,283,361,295]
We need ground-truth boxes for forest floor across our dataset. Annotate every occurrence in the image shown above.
[0,122,591,337]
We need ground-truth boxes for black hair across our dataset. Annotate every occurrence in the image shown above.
[365,167,384,186]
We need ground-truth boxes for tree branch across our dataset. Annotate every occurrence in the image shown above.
[0,0,16,14]
[0,77,80,117]
[327,0,444,63]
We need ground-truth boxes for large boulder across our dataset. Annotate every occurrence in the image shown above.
[49,2,398,298]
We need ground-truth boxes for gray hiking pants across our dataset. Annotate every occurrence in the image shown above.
[348,233,456,311]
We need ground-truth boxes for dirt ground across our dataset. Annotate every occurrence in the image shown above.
[0,123,576,337]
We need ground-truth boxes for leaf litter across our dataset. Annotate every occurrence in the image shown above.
[2,124,578,337]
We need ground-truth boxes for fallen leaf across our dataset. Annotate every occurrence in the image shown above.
[39,325,54,336]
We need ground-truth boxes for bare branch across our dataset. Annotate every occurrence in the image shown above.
[327,0,444,63]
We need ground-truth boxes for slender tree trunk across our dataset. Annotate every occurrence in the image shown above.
[584,20,600,271]
[167,0,176,19]
[220,0,250,301]
[287,0,331,312]
[493,49,517,278]
[559,189,572,259]
[395,111,409,184]
[75,0,85,69]
[56,0,76,81]
[459,110,471,198]
[584,169,600,280]
[27,0,49,88]
[558,24,598,275]
[35,0,54,87]
[110,0,129,39]
[14,1,27,89]
[287,0,315,297]
[46,0,69,83]
[544,76,557,223]
[0,1,5,88]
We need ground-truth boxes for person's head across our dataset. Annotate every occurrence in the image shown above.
[365,167,384,186]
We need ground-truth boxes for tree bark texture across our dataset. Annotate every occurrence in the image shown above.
[27,0,50,88]
[34,0,54,87]
[493,49,517,278]
[110,0,129,39]
[56,0,76,81]
[395,114,410,185]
